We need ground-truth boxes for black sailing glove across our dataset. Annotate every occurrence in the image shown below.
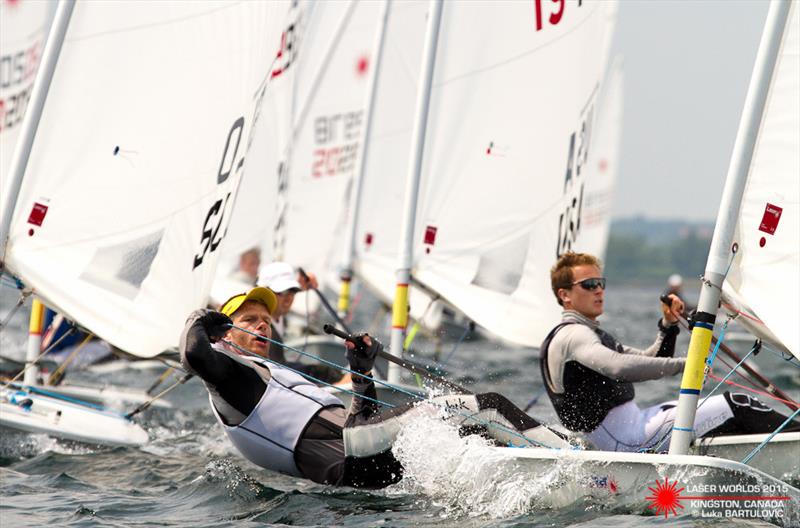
[346,332,382,374]
[179,309,232,364]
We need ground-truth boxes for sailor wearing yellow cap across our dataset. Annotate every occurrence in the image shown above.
[180,287,570,488]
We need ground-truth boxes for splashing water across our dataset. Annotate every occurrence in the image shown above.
[200,457,278,502]
[388,404,581,519]
[0,430,97,462]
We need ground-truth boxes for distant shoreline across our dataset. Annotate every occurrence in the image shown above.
[604,217,713,284]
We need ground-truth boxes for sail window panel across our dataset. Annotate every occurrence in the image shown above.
[79,230,164,300]
[470,235,530,295]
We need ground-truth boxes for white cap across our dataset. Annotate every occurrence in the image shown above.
[668,274,683,288]
[259,261,301,293]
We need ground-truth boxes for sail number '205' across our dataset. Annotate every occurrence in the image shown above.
[193,118,244,269]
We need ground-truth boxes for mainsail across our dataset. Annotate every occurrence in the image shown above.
[0,1,53,204]
[208,1,302,305]
[1,1,294,358]
[356,1,619,346]
[210,1,384,310]
[723,2,799,359]
[279,1,384,290]
[350,0,442,329]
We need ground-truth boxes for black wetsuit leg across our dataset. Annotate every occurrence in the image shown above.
[705,392,800,436]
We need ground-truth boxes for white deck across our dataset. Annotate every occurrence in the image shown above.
[1,386,148,447]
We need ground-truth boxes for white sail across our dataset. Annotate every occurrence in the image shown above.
[352,0,441,326]
[209,1,303,306]
[278,1,383,291]
[210,1,382,312]
[0,0,54,206]
[2,1,294,358]
[356,1,618,346]
[212,2,381,302]
[581,57,623,266]
[723,2,799,359]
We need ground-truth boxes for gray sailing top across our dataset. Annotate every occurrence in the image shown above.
[545,310,686,394]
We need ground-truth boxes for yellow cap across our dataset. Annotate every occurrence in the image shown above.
[220,287,277,317]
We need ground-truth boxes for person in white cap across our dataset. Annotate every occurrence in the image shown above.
[259,261,347,384]
[258,262,309,334]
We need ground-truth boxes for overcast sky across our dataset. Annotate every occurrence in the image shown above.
[608,0,769,221]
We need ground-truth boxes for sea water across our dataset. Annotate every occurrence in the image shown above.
[1,283,797,527]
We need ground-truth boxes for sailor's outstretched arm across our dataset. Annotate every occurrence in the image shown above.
[179,310,266,413]
[553,324,685,382]
[623,319,680,358]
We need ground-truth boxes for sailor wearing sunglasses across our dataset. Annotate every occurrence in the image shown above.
[539,252,799,452]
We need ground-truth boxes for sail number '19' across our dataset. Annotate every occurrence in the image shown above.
[193,118,245,269]
[534,0,582,32]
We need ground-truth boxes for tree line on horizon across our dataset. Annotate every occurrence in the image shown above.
[603,219,712,284]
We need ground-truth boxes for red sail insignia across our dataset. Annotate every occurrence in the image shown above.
[758,203,782,235]
[424,225,438,245]
[27,203,48,226]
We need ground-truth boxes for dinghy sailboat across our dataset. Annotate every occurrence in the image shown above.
[329,0,799,519]
[0,0,176,414]
[491,0,800,514]
[1,0,297,445]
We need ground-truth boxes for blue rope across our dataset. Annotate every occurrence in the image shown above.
[757,341,800,368]
[704,321,727,372]
[698,343,758,408]
[523,387,547,413]
[227,324,423,401]
[646,338,758,454]
[221,339,396,409]
[741,407,800,464]
[223,328,564,450]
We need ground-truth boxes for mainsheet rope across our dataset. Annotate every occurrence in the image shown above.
[741,408,800,464]
[226,324,568,450]
[706,373,799,408]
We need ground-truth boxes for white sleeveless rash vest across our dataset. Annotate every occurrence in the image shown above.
[210,358,344,477]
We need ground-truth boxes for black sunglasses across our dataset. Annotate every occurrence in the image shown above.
[572,277,606,291]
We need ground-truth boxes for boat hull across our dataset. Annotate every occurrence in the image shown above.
[482,447,800,524]
[0,386,148,447]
